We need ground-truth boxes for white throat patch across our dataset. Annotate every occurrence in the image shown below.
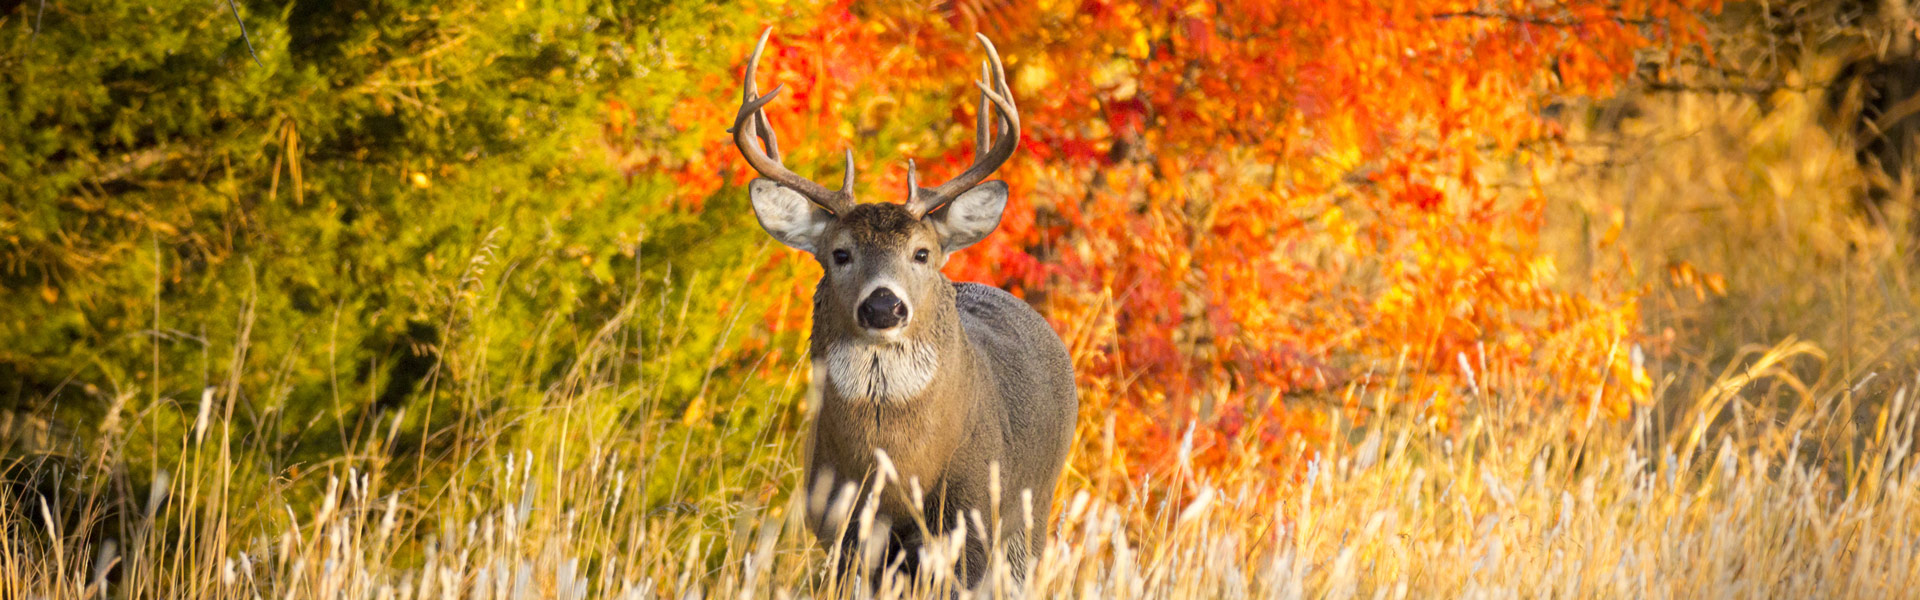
[819,339,940,403]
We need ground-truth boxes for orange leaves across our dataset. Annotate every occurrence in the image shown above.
[638,0,1715,484]
[1667,260,1728,301]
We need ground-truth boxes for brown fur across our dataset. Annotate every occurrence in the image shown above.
[800,203,1078,588]
[731,27,1059,589]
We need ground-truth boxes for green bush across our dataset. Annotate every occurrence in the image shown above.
[0,0,797,501]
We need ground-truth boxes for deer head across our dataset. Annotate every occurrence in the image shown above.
[730,28,1020,348]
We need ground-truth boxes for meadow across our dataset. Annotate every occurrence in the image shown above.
[7,0,1920,598]
[7,301,1919,598]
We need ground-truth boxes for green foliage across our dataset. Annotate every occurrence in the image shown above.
[0,0,793,501]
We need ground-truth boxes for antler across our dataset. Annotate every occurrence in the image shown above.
[729,27,856,215]
[906,33,1021,219]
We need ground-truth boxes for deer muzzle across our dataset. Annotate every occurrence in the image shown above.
[857,287,910,331]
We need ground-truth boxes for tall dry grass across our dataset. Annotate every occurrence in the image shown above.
[1543,65,1920,380]
[5,329,1918,598]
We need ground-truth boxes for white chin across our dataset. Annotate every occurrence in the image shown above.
[859,326,910,344]
[824,336,939,403]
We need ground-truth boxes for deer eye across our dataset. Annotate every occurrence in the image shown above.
[831,249,852,266]
[914,248,930,263]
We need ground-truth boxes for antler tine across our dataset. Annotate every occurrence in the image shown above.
[729,27,854,214]
[906,158,919,204]
[976,59,992,160]
[842,148,855,194]
[742,28,782,161]
[978,33,1018,144]
[911,33,1020,218]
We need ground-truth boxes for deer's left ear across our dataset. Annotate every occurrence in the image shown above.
[926,181,1008,253]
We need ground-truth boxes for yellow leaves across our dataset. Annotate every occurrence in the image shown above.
[40,286,58,304]
[585,253,615,283]
[1016,56,1057,97]
[1374,284,1415,314]
[410,172,432,189]
[681,395,708,426]
[1526,255,1558,287]
[1320,205,1362,253]
[1129,30,1151,59]
[1448,74,1469,110]
[1088,58,1135,100]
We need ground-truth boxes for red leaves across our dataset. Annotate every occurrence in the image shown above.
[638,0,1714,486]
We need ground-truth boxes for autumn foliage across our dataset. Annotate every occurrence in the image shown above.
[644,0,1716,478]
[1,0,1717,497]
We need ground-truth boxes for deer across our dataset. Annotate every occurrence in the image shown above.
[726,29,1079,589]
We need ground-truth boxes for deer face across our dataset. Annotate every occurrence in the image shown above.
[749,180,1009,342]
[730,26,1018,352]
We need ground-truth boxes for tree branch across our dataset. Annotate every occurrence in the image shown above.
[226,0,262,67]
[1426,9,1660,28]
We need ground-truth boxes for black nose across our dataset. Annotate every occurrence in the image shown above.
[857,288,910,330]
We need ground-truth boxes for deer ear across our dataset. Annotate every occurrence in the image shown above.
[750,179,835,253]
[926,180,1008,253]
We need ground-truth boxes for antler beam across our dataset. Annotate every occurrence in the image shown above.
[906,33,1021,218]
[728,27,856,215]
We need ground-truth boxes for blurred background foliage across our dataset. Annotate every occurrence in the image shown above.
[0,0,798,506]
[6,0,1920,522]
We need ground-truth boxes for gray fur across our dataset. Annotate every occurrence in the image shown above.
[755,193,1077,589]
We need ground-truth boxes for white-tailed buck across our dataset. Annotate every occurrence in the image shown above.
[728,29,1078,587]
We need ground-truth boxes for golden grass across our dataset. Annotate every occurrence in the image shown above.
[1542,70,1920,377]
[5,332,1918,599]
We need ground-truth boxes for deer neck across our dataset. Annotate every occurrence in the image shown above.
[812,282,971,406]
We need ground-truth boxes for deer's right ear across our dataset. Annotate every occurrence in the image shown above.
[750,179,836,253]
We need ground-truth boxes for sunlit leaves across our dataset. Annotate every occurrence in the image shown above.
[650,0,1714,480]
